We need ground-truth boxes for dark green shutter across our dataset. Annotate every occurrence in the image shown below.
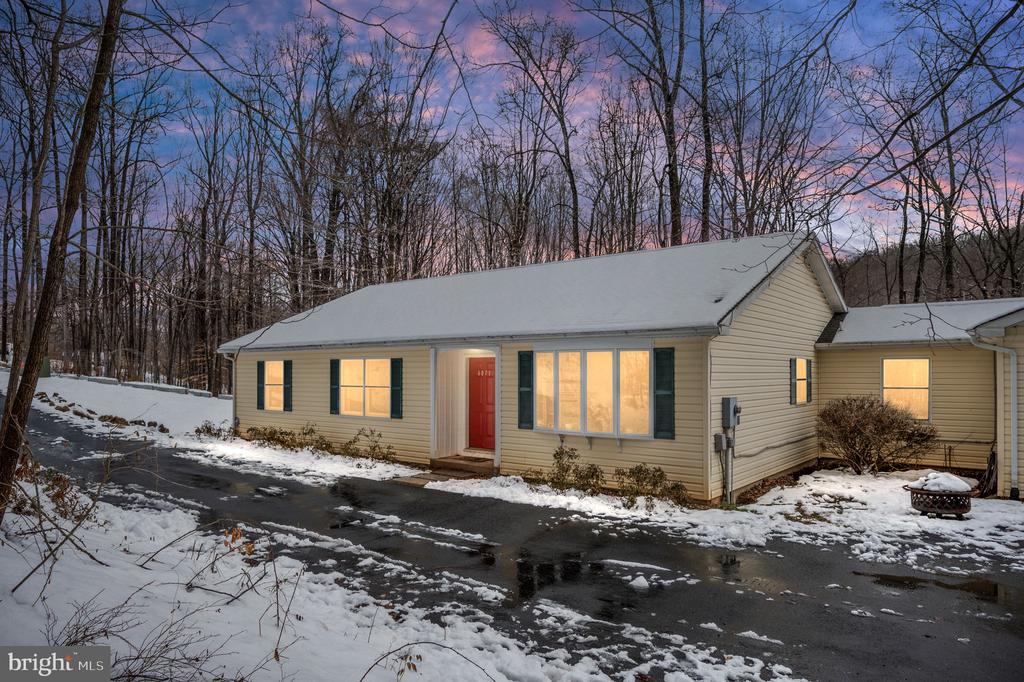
[330,359,340,414]
[390,358,403,419]
[518,351,533,429]
[283,360,293,411]
[653,348,675,439]
[807,359,813,402]
[789,358,797,405]
[256,360,265,410]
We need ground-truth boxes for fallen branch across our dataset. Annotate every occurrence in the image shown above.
[358,641,497,682]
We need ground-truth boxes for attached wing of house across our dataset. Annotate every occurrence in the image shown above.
[220,232,1023,502]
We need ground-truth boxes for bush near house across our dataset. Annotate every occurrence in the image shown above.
[817,396,937,474]
[242,424,398,462]
[548,445,605,495]
[544,446,688,509]
[339,428,397,462]
[614,463,688,511]
[246,423,334,453]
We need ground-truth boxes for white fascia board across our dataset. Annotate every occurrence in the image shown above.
[814,339,975,350]
[222,325,723,355]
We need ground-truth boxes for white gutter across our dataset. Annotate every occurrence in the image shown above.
[970,334,1019,500]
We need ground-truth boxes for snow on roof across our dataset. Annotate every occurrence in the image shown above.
[220,232,830,353]
[819,298,1024,346]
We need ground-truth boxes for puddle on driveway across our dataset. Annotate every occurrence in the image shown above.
[855,570,1024,608]
[513,550,607,602]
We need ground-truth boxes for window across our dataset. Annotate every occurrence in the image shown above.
[882,358,930,420]
[619,351,650,434]
[558,352,582,431]
[791,358,811,405]
[585,351,613,434]
[536,352,555,429]
[264,360,285,411]
[340,359,391,417]
[535,349,652,437]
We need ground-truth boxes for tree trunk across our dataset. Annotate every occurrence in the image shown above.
[0,0,124,522]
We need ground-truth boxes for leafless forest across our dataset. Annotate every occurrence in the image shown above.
[1,0,1023,402]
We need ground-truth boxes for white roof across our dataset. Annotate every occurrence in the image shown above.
[220,232,840,353]
[820,298,1024,346]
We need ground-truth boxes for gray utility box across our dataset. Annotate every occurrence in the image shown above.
[722,396,742,429]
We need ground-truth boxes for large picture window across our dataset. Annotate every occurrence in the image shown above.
[340,359,391,417]
[535,349,652,437]
[882,358,930,420]
[264,360,285,411]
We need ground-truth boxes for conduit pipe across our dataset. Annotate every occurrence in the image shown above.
[970,334,1019,500]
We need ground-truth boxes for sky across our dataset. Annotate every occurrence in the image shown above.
[142,0,1024,250]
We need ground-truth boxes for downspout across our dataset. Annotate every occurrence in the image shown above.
[970,334,1019,500]
[229,351,239,433]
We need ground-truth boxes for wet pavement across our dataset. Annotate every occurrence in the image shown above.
[22,406,1024,681]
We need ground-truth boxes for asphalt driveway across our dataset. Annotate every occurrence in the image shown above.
[21,405,1024,681]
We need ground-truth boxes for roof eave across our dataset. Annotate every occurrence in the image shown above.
[815,338,974,350]
[218,324,724,355]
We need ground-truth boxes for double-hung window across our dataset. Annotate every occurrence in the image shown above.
[340,359,391,417]
[882,358,930,420]
[264,360,285,411]
[534,349,651,437]
[790,358,811,405]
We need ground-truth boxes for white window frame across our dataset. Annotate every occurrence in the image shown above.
[534,349,654,439]
[880,357,931,421]
[339,358,392,419]
[264,360,285,412]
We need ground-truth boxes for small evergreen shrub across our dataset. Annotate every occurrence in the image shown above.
[818,396,937,474]
[547,445,606,494]
[614,463,688,511]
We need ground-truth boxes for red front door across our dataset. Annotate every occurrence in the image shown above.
[468,357,496,450]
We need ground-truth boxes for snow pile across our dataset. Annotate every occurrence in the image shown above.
[427,470,1024,573]
[5,371,418,484]
[0,493,797,681]
[29,372,231,435]
[909,471,973,493]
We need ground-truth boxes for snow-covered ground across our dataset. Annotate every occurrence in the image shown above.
[427,470,1024,574]
[0,492,795,681]
[9,371,1024,574]
[5,371,418,484]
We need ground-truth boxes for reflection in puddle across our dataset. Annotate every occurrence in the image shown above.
[514,550,605,602]
[855,571,1023,609]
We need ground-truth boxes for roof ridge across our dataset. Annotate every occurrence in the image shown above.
[358,231,800,293]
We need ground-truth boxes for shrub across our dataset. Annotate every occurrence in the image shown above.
[549,444,579,490]
[817,396,937,474]
[614,463,688,512]
[13,459,92,523]
[547,445,606,494]
[245,423,334,453]
[338,428,397,462]
[194,420,233,439]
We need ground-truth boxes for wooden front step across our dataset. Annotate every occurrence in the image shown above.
[430,455,496,476]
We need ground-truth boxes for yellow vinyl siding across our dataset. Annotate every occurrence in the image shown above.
[498,338,710,499]
[817,344,995,470]
[709,253,835,495]
[234,346,431,464]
